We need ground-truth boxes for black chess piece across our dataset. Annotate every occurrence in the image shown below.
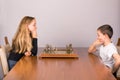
[66,44,73,54]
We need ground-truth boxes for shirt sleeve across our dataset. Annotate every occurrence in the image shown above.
[31,38,38,56]
[107,46,118,58]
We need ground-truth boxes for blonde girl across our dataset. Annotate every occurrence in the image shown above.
[8,16,38,70]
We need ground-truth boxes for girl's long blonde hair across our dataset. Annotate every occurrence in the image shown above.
[12,16,35,53]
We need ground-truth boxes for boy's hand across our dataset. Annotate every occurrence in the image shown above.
[88,39,103,53]
[93,39,103,47]
[25,51,31,56]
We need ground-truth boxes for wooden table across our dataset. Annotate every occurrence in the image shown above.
[4,48,116,80]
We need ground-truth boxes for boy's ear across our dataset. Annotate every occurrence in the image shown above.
[104,33,109,38]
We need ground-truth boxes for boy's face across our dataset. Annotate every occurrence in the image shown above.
[97,30,106,43]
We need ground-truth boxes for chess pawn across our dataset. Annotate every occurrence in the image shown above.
[69,44,73,53]
[50,45,54,53]
[44,48,48,53]
[66,44,73,54]
[53,47,57,54]
[66,45,71,54]
[44,44,50,53]
[54,47,57,51]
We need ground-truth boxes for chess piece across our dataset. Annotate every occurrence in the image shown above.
[43,44,56,53]
[44,44,51,53]
[66,44,73,54]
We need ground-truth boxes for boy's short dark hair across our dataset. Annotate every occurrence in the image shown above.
[97,24,113,39]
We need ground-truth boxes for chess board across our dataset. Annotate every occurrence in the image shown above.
[39,50,79,59]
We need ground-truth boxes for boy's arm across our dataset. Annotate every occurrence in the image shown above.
[112,53,120,73]
[88,39,102,53]
[88,43,97,53]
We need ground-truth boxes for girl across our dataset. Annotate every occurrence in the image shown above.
[8,16,38,70]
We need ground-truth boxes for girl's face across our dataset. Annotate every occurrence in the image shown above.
[97,30,106,43]
[28,19,37,32]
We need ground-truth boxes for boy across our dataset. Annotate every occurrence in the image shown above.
[88,24,120,74]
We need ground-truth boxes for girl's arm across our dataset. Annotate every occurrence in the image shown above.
[31,38,38,56]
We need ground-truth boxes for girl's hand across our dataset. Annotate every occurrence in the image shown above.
[31,30,37,38]
[28,19,37,38]
[25,51,31,56]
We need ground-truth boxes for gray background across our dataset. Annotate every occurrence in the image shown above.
[0,0,120,47]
